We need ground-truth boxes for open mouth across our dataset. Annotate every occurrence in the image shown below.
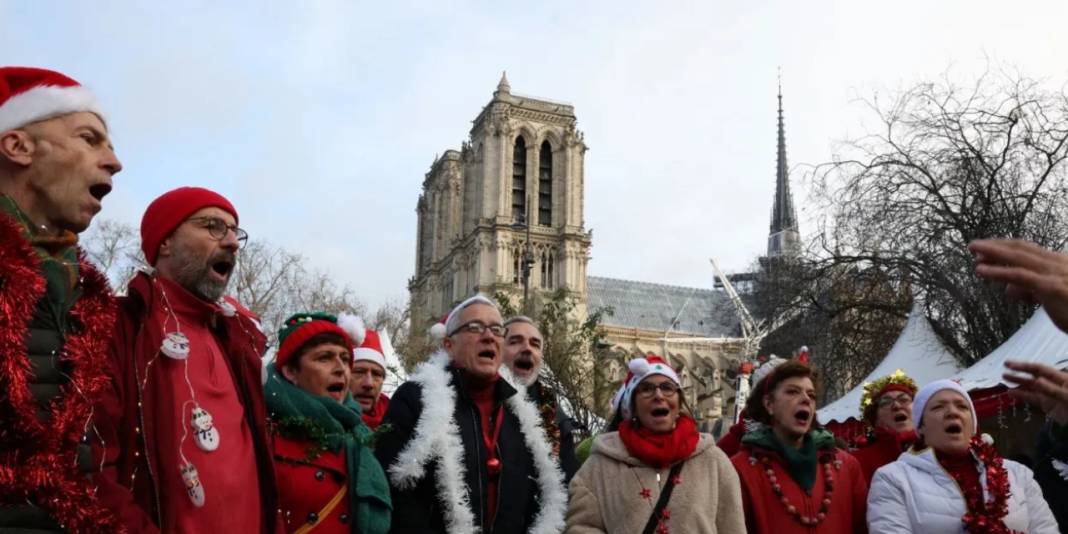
[211,260,234,278]
[478,349,496,361]
[326,383,345,398]
[794,409,811,425]
[651,407,670,418]
[88,183,112,202]
[894,413,908,423]
[514,359,534,371]
[945,422,963,435]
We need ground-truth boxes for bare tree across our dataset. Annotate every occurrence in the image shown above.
[81,219,143,290]
[751,256,909,401]
[810,70,1068,366]
[230,240,367,348]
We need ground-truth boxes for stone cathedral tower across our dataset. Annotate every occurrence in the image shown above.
[409,74,592,332]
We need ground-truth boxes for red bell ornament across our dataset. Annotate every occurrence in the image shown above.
[486,457,501,476]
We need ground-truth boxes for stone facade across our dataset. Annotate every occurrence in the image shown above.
[409,74,592,332]
[409,76,798,436]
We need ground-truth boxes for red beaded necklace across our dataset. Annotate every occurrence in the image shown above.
[757,451,837,527]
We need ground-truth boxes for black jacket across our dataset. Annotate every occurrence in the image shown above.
[375,368,540,534]
[1034,421,1068,532]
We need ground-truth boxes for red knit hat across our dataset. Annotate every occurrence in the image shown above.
[354,329,387,370]
[0,67,104,132]
[141,187,238,265]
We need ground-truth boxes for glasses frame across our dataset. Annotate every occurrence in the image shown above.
[449,320,506,338]
[877,394,913,409]
[186,216,249,245]
[635,381,680,399]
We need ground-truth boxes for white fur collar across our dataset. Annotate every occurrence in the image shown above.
[388,350,566,534]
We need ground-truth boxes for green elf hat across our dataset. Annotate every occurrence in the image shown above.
[275,311,365,368]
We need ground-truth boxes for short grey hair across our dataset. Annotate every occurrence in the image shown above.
[503,315,539,335]
[444,294,499,336]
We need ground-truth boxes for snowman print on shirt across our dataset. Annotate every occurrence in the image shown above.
[161,332,191,360]
[180,462,206,507]
[190,406,220,452]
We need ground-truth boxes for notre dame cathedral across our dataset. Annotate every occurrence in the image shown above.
[409,74,800,435]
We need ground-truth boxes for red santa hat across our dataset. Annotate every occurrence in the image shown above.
[0,67,105,132]
[354,329,387,371]
[620,354,681,419]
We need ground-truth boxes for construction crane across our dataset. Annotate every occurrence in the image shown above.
[709,258,807,423]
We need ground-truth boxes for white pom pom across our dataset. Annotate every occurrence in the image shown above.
[981,433,994,446]
[429,322,447,343]
[628,358,650,376]
[336,313,366,346]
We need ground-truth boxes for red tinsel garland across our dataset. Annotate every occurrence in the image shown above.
[535,382,562,457]
[946,436,1022,534]
[0,218,124,533]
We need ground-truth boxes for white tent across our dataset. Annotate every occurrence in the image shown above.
[952,307,1068,391]
[378,328,408,396]
[819,305,962,424]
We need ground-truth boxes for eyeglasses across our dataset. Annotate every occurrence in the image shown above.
[635,382,680,399]
[449,321,506,338]
[877,394,913,408]
[187,216,248,246]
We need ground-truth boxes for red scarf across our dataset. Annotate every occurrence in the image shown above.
[619,415,699,468]
[361,394,389,430]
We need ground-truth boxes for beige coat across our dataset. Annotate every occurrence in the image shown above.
[565,432,745,534]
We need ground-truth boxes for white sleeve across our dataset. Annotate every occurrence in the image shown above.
[866,466,914,534]
[1018,463,1060,534]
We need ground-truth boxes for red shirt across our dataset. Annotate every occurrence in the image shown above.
[467,376,501,525]
[152,277,263,533]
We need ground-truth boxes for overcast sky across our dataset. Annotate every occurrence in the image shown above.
[4,0,1067,311]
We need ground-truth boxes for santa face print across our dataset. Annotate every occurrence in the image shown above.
[190,406,220,452]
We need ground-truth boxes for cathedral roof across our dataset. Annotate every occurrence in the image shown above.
[587,276,742,337]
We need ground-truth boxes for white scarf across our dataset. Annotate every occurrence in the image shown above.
[387,350,567,534]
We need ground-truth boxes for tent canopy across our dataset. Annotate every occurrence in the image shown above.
[951,307,1068,391]
[818,305,962,424]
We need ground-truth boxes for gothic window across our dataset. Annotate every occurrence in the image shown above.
[513,247,521,284]
[540,250,555,289]
[547,252,554,289]
[538,141,552,226]
[513,137,527,220]
[441,273,454,312]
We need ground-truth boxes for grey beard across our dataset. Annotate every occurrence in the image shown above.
[173,261,228,302]
[514,365,541,387]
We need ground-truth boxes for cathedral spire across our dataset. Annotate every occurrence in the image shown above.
[768,76,801,257]
[494,71,511,99]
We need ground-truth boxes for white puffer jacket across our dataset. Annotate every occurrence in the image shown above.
[867,447,1059,533]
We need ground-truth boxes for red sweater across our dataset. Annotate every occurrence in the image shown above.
[92,273,279,533]
[851,427,917,483]
[732,446,869,534]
